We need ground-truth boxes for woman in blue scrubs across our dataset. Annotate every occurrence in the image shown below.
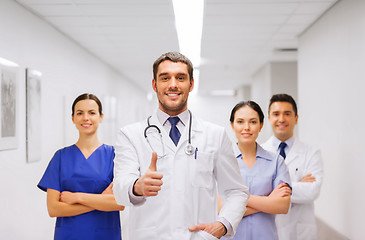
[222,101,291,240]
[38,93,124,240]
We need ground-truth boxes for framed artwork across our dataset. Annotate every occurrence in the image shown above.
[0,58,18,151]
[26,68,42,162]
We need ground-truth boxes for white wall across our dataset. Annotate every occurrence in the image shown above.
[251,61,297,143]
[251,63,272,143]
[270,62,297,101]
[0,1,151,239]
[189,94,238,140]
[298,0,365,239]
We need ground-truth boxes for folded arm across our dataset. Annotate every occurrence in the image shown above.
[291,149,323,204]
[60,183,124,212]
[246,183,291,215]
[243,206,260,216]
[47,188,93,217]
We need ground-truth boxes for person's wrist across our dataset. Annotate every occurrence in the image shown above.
[132,178,143,196]
[217,221,227,237]
[75,192,82,204]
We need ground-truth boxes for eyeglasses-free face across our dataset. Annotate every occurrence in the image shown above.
[152,60,194,116]
[268,101,298,142]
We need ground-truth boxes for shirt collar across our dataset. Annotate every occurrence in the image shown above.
[156,108,188,126]
[272,135,295,152]
[233,143,242,159]
[233,142,273,161]
[256,143,273,161]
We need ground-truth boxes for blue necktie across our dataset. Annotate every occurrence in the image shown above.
[278,142,287,159]
[168,117,181,146]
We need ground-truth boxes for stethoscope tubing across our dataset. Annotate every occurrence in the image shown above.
[144,110,194,155]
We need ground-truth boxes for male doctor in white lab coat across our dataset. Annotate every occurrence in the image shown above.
[113,52,249,240]
[262,93,323,240]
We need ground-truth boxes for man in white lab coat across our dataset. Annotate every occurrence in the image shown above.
[262,93,323,240]
[113,52,249,240]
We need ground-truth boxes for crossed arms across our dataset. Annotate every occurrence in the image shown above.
[47,182,124,218]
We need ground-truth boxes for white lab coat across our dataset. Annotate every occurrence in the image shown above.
[113,112,249,240]
[262,136,323,240]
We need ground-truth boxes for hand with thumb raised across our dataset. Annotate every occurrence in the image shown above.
[133,152,163,197]
[149,152,158,171]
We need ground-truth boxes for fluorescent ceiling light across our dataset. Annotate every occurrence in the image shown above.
[172,0,204,93]
[0,57,19,67]
[172,0,204,67]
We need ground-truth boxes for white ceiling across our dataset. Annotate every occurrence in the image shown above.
[15,0,338,95]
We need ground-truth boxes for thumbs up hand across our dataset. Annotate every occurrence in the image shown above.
[148,151,158,172]
[133,152,163,197]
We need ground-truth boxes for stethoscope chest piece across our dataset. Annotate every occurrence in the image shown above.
[185,144,195,155]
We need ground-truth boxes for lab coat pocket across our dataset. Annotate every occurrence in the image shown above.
[197,230,219,240]
[294,169,305,182]
[192,152,215,189]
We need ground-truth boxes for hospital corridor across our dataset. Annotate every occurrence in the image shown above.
[0,0,364,239]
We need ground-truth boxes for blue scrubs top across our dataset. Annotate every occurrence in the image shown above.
[231,143,291,240]
[38,144,121,240]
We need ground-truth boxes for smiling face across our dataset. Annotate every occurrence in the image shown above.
[231,106,263,145]
[268,101,298,141]
[72,99,103,136]
[152,60,194,116]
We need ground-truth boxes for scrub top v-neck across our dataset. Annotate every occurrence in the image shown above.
[38,144,121,240]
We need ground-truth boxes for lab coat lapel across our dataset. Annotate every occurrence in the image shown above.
[285,138,302,164]
[149,114,176,152]
[190,114,204,143]
[176,112,203,152]
[150,111,203,153]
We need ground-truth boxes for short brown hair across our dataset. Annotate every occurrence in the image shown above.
[153,52,194,81]
[269,93,298,116]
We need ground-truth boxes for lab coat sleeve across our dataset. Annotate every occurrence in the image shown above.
[291,148,323,204]
[113,126,144,207]
[215,130,250,238]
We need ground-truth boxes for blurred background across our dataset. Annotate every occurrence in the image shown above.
[0,0,363,239]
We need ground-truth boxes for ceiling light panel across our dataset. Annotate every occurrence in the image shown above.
[207,3,298,15]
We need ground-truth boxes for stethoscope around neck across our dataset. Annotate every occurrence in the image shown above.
[144,110,195,157]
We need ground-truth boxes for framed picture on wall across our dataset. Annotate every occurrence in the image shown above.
[26,68,42,162]
[0,57,18,151]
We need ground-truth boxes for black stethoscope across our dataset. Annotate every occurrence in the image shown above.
[144,110,195,157]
